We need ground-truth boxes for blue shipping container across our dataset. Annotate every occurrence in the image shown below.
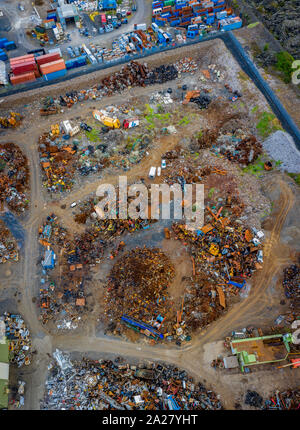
[65,60,76,70]
[75,55,87,66]
[0,38,8,48]
[43,68,67,81]
[0,52,8,61]
[4,41,17,51]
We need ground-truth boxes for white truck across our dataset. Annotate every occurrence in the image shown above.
[148,167,156,179]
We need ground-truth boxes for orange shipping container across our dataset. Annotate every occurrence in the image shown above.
[10,71,36,85]
[39,59,66,75]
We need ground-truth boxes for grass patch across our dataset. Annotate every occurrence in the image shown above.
[256,112,282,138]
[251,105,258,113]
[243,157,265,176]
[178,116,191,126]
[85,129,100,142]
[208,187,215,198]
[288,173,300,186]
[247,22,259,28]
[275,51,295,83]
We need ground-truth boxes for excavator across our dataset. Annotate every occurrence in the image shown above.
[0,112,23,128]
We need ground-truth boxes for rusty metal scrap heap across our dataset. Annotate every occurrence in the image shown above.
[41,352,223,410]
[219,135,263,166]
[0,219,18,263]
[38,215,107,328]
[38,133,77,193]
[283,263,300,314]
[172,220,262,281]
[264,389,300,410]
[104,248,176,333]
[101,61,149,94]
[0,143,30,213]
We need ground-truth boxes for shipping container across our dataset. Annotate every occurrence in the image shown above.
[0,38,8,49]
[10,54,35,64]
[75,55,87,66]
[36,52,61,66]
[10,71,36,85]
[43,68,67,81]
[0,51,8,62]
[4,41,17,51]
[11,61,37,75]
[40,59,66,75]
[65,59,76,70]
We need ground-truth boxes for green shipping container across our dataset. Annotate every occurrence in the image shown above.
[35,26,45,34]
[164,0,175,6]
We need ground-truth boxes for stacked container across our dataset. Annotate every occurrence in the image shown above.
[36,52,66,81]
[9,54,38,85]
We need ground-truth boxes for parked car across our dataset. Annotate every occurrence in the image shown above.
[161,159,166,169]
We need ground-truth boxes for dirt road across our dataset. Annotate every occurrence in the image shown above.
[0,78,298,410]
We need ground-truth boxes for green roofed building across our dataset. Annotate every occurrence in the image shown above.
[0,319,9,409]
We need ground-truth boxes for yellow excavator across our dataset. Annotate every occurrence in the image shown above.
[0,112,23,128]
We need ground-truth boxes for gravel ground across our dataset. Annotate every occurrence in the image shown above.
[263,131,300,173]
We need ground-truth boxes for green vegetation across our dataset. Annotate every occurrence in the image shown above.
[85,128,100,142]
[247,22,259,28]
[177,116,190,126]
[144,104,174,130]
[263,43,269,51]
[288,173,300,186]
[275,51,295,83]
[208,188,215,198]
[251,105,258,113]
[256,111,282,138]
[243,157,265,176]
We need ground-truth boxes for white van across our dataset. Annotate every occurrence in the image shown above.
[148,167,156,179]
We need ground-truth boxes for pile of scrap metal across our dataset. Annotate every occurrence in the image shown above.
[217,135,263,166]
[40,97,59,116]
[38,214,107,327]
[264,389,300,410]
[0,142,30,213]
[0,112,23,128]
[2,313,31,367]
[38,132,77,192]
[0,219,18,263]
[41,351,223,410]
[283,263,300,315]
[104,247,177,340]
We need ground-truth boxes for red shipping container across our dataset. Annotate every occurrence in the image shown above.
[10,71,36,85]
[11,61,38,75]
[39,59,66,75]
[36,52,61,66]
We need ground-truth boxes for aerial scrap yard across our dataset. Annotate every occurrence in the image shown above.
[41,350,223,410]
[0,7,299,413]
